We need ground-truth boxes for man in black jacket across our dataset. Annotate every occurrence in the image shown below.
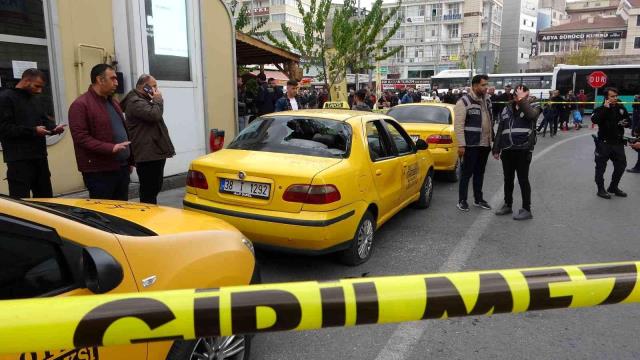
[0,69,65,198]
[492,85,542,220]
[591,87,630,199]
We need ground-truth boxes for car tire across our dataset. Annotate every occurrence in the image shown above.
[340,210,376,266]
[444,160,460,182]
[166,335,251,360]
[413,170,434,209]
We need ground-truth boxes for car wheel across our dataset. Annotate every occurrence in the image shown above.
[340,210,376,266]
[445,160,460,182]
[166,335,251,360]
[413,170,434,209]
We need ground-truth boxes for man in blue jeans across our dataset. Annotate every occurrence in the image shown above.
[454,75,494,212]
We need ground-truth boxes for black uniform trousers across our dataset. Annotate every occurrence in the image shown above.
[136,159,166,204]
[459,146,490,202]
[595,142,626,190]
[501,149,532,211]
[6,159,53,198]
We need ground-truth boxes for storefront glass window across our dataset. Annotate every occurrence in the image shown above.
[145,0,192,81]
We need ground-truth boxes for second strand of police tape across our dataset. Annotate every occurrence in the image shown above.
[0,261,638,354]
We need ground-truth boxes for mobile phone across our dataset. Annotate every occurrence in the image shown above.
[143,84,154,96]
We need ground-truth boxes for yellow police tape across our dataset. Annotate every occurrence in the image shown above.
[1,261,639,354]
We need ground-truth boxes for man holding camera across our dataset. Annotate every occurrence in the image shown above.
[591,87,630,199]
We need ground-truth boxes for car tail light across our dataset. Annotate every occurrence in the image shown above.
[427,134,453,144]
[209,129,225,153]
[187,170,209,189]
[283,184,341,204]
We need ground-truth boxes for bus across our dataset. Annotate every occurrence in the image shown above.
[431,70,553,99]
[552,64,640,113]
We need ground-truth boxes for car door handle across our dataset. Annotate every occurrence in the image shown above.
[402,162,408,167]
[375,169,383,176]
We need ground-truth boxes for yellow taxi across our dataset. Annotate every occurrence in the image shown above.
[387,103,460,182]
[0,195,256,360]
[183,109,435,265]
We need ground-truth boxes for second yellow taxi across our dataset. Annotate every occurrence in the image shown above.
[387,103,460,182]
[184,109,435,265]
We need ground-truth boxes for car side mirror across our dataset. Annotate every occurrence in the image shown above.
[415,138,429,151]
[82,247,124,294]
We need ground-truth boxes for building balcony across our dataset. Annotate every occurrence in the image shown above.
[442,13,463,22]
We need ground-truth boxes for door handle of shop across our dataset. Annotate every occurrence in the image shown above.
[375,169,383,176]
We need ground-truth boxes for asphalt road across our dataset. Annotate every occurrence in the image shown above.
[156,124,640,359]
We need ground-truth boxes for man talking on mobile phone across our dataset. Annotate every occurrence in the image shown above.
[0,68,65,198]
[591,87,630,199]
[121,74,175,204]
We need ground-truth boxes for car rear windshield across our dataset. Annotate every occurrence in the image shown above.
[388,106,452,125]
[228,116,352,158]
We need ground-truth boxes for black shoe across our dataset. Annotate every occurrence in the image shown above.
[597,189,612,199]
[495,204,513,216]
[513,209,533,220]
[627,168,640,173]
[473,199,492,210]
[457,200,470,212]
[608,187,628,197]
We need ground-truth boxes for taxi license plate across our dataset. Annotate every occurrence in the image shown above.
[219,179,270,199]
[410,135,420,142]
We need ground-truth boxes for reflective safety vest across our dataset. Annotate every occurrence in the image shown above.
[499,104,535,149]
[460,94,492,146]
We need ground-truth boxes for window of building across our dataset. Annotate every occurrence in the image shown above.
[406,5,424,17]
[430,3,442,19]
[408,70,421,78]
[272,0,285,5]
[602,40,620,50]
[271,13,285,22]
[0,1,63,133]
[523,19,526,25]
[635,37,640,49]
[448,24,459,38]
[447,3,461,15]
[636,15,640,26]
[521,53,524,58]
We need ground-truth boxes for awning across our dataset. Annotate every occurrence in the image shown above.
[235,31,300,66]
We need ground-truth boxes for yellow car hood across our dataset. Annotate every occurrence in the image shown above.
[29,198,240,235]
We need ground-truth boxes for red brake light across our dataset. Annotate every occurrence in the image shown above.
[427,134,453,144]
[187,170,209,189]
[283,184,341,204]
[209,129,225,153]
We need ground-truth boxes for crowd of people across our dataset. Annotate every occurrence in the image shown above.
[3,66,638,209]
[0,65,175,204]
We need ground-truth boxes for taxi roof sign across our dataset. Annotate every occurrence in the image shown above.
[323,101,350,109]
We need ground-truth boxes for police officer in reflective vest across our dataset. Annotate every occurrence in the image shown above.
[591,87,630,199]
[454,74,494,212]
[492,85,542,220]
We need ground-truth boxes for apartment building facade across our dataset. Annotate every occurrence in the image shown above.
[378,0,503,80]
[499,0,538,73]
